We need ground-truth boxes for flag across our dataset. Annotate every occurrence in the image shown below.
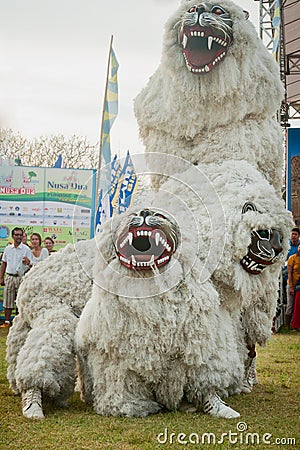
[110,155,123,214]
[54,155,63,168]
[272,0,281,62]
[95,189,111,233]
[95,156,122,232]
[118,151,138,214]
[99,45,119,191]
[15,156,22,166]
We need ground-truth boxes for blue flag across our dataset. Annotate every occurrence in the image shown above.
[54,155,63,168]
[118,151,138,214]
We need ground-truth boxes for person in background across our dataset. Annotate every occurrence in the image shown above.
[277,227,300,327]
[22,233,30,247]
[286,227,300,259]
[286,242,300,329]
[30,233,49,266]
[44,237,56,255]
[0,228,32,328]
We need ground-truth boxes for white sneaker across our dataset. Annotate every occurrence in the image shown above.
[22,388,44,419]
[203,393,240,419]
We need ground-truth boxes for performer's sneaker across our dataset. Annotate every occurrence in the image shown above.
[22,388,44,419]
[0,322,10,328]
[203,393,240,419]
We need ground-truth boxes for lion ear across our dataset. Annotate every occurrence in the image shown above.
[243,10,250,20]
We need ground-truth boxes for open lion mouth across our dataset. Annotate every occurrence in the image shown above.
[179,3,233,74]
[115,210,178,270]
[240,229,283,275]
[180,25,229,73]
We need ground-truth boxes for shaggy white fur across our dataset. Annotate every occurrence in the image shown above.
[75,214,244,417]
[6,239,95,401]
[134,0,284,192]
[75,160,292,417]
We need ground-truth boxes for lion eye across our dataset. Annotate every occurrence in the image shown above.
[153,212,167,220]
[242,202,257,214]
[257,230,270,239]
[211,6,226,15]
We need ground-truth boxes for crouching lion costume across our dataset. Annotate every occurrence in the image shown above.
[75,160,292,418]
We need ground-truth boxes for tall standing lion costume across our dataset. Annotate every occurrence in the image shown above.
[134,0,284,193]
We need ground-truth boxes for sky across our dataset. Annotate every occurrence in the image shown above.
[0,0,259,158]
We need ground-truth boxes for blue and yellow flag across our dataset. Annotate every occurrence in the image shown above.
[101,47,119,172]
[272,0,281,63]
[118,151,138,214]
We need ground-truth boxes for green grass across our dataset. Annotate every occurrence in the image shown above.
[0,329,299,450]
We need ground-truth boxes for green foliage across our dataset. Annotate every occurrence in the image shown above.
[0,331,299,450]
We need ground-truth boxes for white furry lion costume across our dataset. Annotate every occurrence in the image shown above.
[6,240,95,409]
[134,0,284,192]
[75,160,292,418]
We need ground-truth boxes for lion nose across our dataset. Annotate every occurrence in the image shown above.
[196,3,209,14]
[139,209,152,218]
[270,229,283,255]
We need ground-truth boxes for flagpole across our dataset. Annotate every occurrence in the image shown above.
[95,34,114,211]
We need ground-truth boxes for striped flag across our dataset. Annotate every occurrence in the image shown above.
[118,151,138,214]
[95,40,119,233]
[272,0,281,62]
[99,45,119,191]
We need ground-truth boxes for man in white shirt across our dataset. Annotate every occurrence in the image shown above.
[0,227,32,328]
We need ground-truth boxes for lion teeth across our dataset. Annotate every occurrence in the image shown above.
[208,36,213,50]
[182,34,188,49]
[155,232,160,246]
[157,255,170,265]
[128,232,133,245]
[205,65,209,72]
[132,255,136,266]
[120,256,130,265]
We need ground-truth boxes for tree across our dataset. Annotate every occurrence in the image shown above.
[0,128,98,169]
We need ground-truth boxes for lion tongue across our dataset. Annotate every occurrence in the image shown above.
[189,48,212,67]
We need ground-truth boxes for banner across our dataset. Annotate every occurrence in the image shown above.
[0,163,96,252]
[272,0,281,62]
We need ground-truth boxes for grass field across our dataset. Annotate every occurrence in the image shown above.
[0,328,299,450]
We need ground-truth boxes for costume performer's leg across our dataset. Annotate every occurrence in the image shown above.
[13,307,78,419]
[6,313,31,394]
[77,347,162,417]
